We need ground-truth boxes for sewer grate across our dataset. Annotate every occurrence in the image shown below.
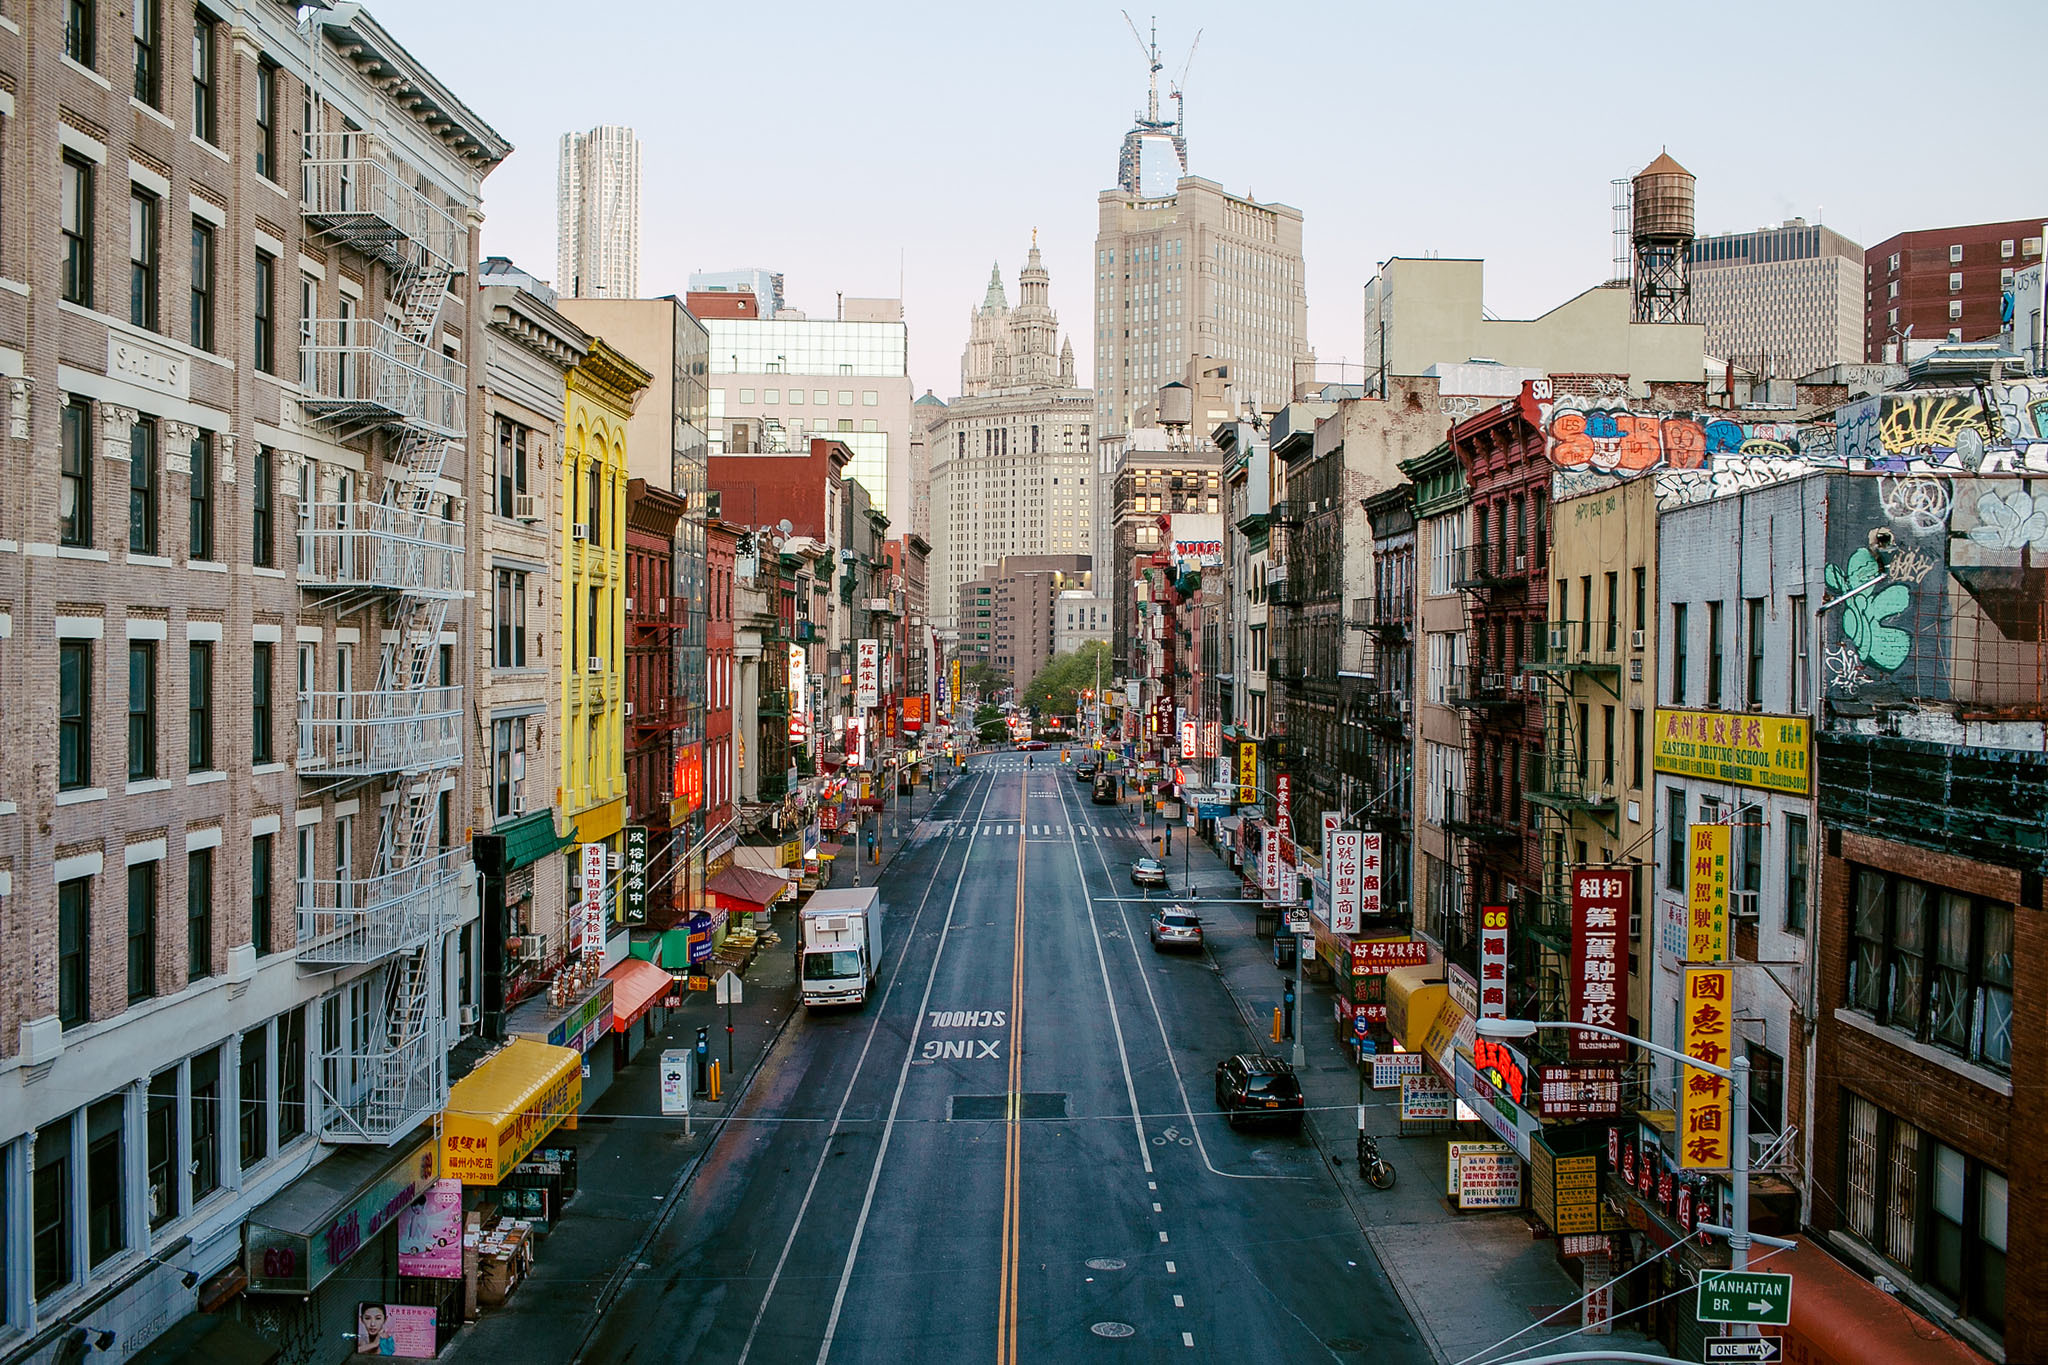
[1084,1257,1127,1271]
[1090,1322,1136,1339]
[949,1093,1069,1121]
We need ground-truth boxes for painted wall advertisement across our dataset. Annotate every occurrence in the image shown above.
[1651,707,1810,796]
[1681,966,1734,1170]
[1327,830,1363,934]
[1447,1141,1521,1210]
[1478,904,1509,1017]
[1686,824,1730,961]
[1401,1072,1454,1120]
[856,639,880,709]
[1168,512,1225,568]
[396,1179,463,1279]
[578,843,607,956]
[1569,868,1629,1058]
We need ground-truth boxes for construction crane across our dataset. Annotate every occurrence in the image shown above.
[1121,11,1165,128]
[1169,29,1202,120]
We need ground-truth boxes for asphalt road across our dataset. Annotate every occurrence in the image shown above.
[575,755,1427,1364]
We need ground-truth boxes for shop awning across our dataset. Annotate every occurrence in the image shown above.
[127,1313,280,1365]
[818,842,843,860]
[243,1132,439,1294]
[474,809,576,876]
[706,865,789,911]
[606,957,672,1029]
[442,1038,581,1186]
[1773,1237,1985,1365]
[1384,966,1446,1051]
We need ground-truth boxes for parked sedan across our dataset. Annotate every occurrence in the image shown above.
[1149,909,1203,952]
[1214,1054,1307,1130]
[1130,857,1168,889]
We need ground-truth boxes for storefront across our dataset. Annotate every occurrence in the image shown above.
[604,956,673,1068]
[441,1038,581,1187]
[241,1133,444,1360]
[508,975,615,1114]
[706,865,790,929]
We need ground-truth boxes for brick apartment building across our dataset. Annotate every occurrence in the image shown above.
[1863,218,2045,361]
[625,480,685,924]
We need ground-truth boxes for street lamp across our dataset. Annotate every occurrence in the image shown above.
[1473,1016,1793,1334]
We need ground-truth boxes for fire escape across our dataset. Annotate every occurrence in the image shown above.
[296,131,468,1143]
[1444,538,1530,986]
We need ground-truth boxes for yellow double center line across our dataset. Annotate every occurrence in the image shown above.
[996,784,1027,1365]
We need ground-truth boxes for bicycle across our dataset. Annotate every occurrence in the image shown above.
[1356,1130,1396,1190]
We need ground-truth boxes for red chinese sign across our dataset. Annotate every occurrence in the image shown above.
[1569,868,1630,1059]
[1478,904,1509,1018]
[673,742,703,814]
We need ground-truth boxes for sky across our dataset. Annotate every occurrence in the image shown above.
[389,0,2047,398]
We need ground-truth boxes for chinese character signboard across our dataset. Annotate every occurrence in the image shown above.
[1537,1064,1623,1119]
[789,644,808,743]
[1203,720,1220,759]
[1358,832,1384,919]
[1350,937,1430,974]
[1237,741,1258,806]
[1687,824,1730,961]
[1328,830,1363,934]
[673,742,703,815]
[1276,772,1292,827]
[1570,869,1630,1058]
[1401,1072,1453,1120]
[1372,1051,1424,1089]
[1261,831,1282,895]
[1652,708,1810,796]
[1447,1141,1521,1209]
[579,843,607,955]
[856,640,880,709]
[622,826,649,925]
[1478,904,1510,1018]
[950,658,961,709]
[1180,719,1197,759]
[1681,967,1733,1170]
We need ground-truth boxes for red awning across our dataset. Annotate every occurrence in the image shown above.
[1772,1238,1985,1365]
[705,865,788,911]
[604,957,672,1029]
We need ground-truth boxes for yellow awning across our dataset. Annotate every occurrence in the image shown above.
[1384,966,1446,1052]
[442,1038,581,1185]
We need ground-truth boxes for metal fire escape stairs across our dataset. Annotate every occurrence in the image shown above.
[298,133,467,1142]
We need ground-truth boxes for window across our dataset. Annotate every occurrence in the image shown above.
[187,429,212,559]
[60,641,93,790]
[1789,595,1808,714]
[128,641,157,780]
[862,389,878,406]
[189,1048,220,1201]
[1783,813,1808,934]
[492,717,526,820]
[1670,603,1688,704]
[128,861,157,1003]
[87,1095,126,1268]
[189,219,214,351]
[494,569,528,668]
[252,832,274,957]
[278,1007,306,1143]
[252,641,273,764]
[1735,806,1762,919]
[59,878,91,1030]
[67,0,97,66]
[62,154,94,307]
[255,60,279,180]
[61,396,94,547]
[33,1120,72,1299]
[253,251,275,372]
[1666,788,1686,891]
[129,187,159,330]
[188,642,213,771]
[1630,708,1644,791]
[1949,300,1964,321]
[1845,866,2012,1072]
[1949,244,1964,264]
[495,418,529,516]
[190,9,216,144]
[1601,705,1615,784]
[239,1024,267,1168]
[1948,272,1963,292]
[251,445,274,567]
[1706,600,1724,706]
[146,1068,178,1229]
[130,417,158,554]
[298,272,318,387]
[183,846,214,981]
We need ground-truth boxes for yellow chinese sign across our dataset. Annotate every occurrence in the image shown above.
[779,839,802,868]
[1237,741,1257,806]
[1652,708,1810,795]
[950,658,961,706]
[1686,824,1730,962]
[1680,967,1733,1170]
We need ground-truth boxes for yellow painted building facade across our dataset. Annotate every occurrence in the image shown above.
[561,338,651,849]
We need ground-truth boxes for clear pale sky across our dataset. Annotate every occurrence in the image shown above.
[387,0,2046,398]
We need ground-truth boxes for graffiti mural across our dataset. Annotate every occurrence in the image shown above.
[1824,547,1914,673]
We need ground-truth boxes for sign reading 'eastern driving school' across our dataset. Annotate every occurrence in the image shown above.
[1651,708,1810,795]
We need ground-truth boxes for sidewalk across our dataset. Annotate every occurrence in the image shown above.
[1153,807,1662,1365]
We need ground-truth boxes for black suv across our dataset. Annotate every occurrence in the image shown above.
[1213,1054,1306,1130]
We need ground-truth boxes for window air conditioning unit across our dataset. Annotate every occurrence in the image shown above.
[1630,629,1646,651]
[459,1004,481,1029]
[1550,627,1569,652]
[624,701,634,718]
[658,695,669,711]
[587,655,604,673]
[658,598,668,615]
[1514,554,1527,572]
[625,596,635,613]
[571,522,589,541]
[608,848,623,871]
[510,792,526,816]
[512,494,539,522]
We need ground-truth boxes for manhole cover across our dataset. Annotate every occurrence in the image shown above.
[1326,1339,1367,1353]
[1090,1322,1136,1339]
[1084,1257,1127,1271]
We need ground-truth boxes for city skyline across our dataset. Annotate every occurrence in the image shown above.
[393,0,2044,397]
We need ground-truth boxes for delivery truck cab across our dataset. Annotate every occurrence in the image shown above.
[798,888,885,1008]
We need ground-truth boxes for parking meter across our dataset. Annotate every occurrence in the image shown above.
[694,1027,710,1096]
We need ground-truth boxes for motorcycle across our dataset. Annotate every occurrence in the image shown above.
[1356,1129,1396,1191]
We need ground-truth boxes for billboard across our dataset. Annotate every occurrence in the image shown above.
[1328,830,1363,934]
[1237,741,1257,806]
[1652,708,1810,796]
[1167,512,1225,569]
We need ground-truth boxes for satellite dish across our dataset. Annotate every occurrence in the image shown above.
[779,519,794,537]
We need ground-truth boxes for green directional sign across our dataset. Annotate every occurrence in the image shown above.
[1697,1270,1792,1326]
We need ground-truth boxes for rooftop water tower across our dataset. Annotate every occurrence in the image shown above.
[1631,151,1696,324]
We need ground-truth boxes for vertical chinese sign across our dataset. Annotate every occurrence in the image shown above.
[1478,904,1510,1018]
[1569,869,1629,1059]
[1179,719,1196,760]
[1358,833,1383,920]
[1686,824,1729,961]
[1261,830,1282,896]
[622,825,649,925]
[1680,966,1733,1170]
[1237,741,1257,807]
[856,640,880,709]
[1328,829,1362,935]
[579,843,607,956]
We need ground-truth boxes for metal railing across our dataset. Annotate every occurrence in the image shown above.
[298,501,463,597]
[1446,664,1516,708]
[297,686,463,776]
[298,319,466,437]
[1450,542,1527,590]
[1523,618,1622,671]
[295,847,466,966]
[301,133,466,273]
[1525,753,1618,810]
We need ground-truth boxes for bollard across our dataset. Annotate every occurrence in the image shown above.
[708,1061,722,1102]
[1271,1006,1284,1043]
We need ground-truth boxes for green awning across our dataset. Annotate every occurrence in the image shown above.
[496,809,577,873]
[630,937,662,964]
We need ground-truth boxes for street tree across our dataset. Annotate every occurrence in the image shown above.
[1023,641,1112,723]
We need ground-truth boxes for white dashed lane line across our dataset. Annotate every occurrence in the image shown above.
[1165,1261,1176,1273]
[1157,1231,1169,1243]
[1173,1295,1184,1309]
[1183,1332,1195,1348]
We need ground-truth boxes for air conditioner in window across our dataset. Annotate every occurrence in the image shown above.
[512,494,539,522]
[510,791,526,816]
[1549,626,1569,652]
[459,1004,481,1029]
[1630,629,1646,651]
[586,655,604,673]
[607,847,623,871]
[624,596,635,613]
[658,598,668,615]
[1514,554,1527,572]
[571,522,589,541]
[657,695,669,711]
[623,701,634,718]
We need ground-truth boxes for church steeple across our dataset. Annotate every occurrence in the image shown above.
[981,261,1008,312]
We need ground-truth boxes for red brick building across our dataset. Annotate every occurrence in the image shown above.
[1863,218,2045,360]
[625,480,685,924]
[704,518,739,832]
[708,436,852,542]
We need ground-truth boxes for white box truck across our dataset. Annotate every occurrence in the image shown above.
[798,888,884,1008]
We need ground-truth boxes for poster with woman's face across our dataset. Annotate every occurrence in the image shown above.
[357,1302,438,1357]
